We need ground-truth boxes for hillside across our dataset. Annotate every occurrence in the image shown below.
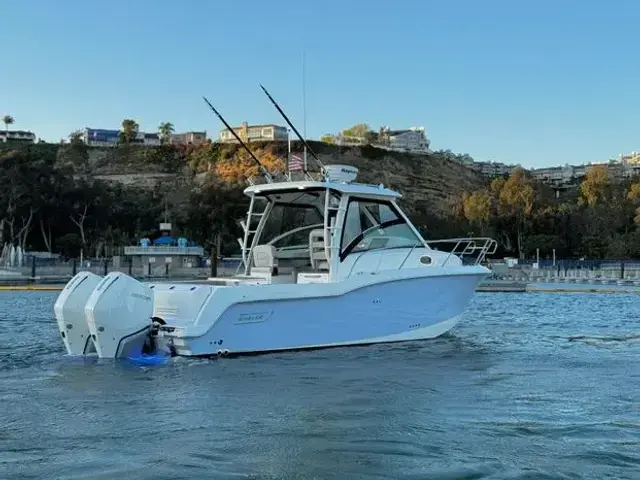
[3,141,640,260]
[0,142,483,256]
[296,142,485,217]
[0,141,484,258]
[76,140,485,215]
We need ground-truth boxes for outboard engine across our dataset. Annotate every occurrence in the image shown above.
[53,271,103,355]
[84,272,154,358]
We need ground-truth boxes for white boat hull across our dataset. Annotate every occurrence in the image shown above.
[52,266,487,359]
[157,268,486,356]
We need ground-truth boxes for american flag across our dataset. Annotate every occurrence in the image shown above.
[288,153,304,172]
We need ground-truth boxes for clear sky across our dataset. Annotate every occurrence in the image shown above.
[1,0,638,168]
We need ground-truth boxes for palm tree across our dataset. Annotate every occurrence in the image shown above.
[3,115,14,132]
[119,119,139,145]
[158,122,175,144]
[69,129,84,144]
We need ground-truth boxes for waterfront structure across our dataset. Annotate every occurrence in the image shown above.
[0,130,36,144]
[82,128,161,146]
[170,131,208,146]
[218,122,288,143]
[122,223,204,268]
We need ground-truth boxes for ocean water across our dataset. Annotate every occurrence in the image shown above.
[0,291,639,480]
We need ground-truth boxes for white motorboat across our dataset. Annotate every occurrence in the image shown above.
[54,164,496,359]
[54,90,496,359]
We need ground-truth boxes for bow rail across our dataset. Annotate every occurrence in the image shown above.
[426,237,498,266]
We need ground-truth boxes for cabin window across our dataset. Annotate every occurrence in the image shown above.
[340,198,422,260]
[260,203,323,248]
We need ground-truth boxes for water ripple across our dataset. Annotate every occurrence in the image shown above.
[0,291,639,479]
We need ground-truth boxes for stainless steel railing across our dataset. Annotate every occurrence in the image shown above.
[426,237,498,266]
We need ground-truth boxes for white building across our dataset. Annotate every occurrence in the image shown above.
[219,122,288,143]
[472,161,514,178]
[170,131,207,146]
[0,130,36,143]
[82,128,160,146]
[531,165,577,185]
[334,134,367,147]
[386,127,431,154]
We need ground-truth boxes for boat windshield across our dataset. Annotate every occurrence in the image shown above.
[261,203,323,249]
[340,198,422,260]
[257,189,327,249]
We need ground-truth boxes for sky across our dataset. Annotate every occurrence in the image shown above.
[1,0,639,168]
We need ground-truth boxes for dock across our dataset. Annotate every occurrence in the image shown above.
[0,285,65,291]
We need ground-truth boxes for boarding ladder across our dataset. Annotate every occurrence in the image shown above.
[237,195,270,272]
[318,191,345,276]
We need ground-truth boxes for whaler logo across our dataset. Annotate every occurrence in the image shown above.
[235,311,272,324]
[131,292,151,302]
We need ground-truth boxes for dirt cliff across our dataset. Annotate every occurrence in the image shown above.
[64,140,485,218]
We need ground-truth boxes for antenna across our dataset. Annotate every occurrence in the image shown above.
[202,96,273,183]
[259,84,325,174]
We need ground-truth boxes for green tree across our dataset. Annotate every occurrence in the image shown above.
[3,115,14,132]
[580,164,609,207]
[461,190,492,233]
[185,179,247,256]
[69,130,84,145]
[158,122,175,144]
[119,119,139,145]
[2,115,15,132]
[498,167,535,258]
[341,123,373,140]
[319,134,336,144]
[627,181,640,202]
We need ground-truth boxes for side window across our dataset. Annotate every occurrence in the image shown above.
[341,200,363,250]
[340,198,421,259]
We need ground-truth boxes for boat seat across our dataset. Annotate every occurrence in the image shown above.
[309,229,329,271]
[252,244,279,275]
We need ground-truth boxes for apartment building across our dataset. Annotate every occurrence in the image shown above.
[0,130,36,143]
[170,131,208,146]
[471,161,514,178]
[82,128,160,146]
[218,122,288,143]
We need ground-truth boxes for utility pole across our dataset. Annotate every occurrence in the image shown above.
[302,51,307,171]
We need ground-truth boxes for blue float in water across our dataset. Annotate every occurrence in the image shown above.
[124,353,169,366]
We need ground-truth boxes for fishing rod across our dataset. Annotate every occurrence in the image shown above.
[202,95,273,183]
[259,84,325,172]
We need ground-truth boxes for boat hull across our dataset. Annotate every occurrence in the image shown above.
[159,270,486,356]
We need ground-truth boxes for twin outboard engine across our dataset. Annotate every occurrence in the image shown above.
[54,271,103,355]
[84,271,155,358]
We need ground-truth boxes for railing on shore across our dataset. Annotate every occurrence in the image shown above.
[123,246,205,256]
[487,261,640,286]
[0,256,244,285]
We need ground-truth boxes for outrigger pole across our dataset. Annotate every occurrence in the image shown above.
[202,95,273,184]
[259,84,325,173]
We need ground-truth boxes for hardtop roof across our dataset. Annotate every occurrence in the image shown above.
[243,180,402,199]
